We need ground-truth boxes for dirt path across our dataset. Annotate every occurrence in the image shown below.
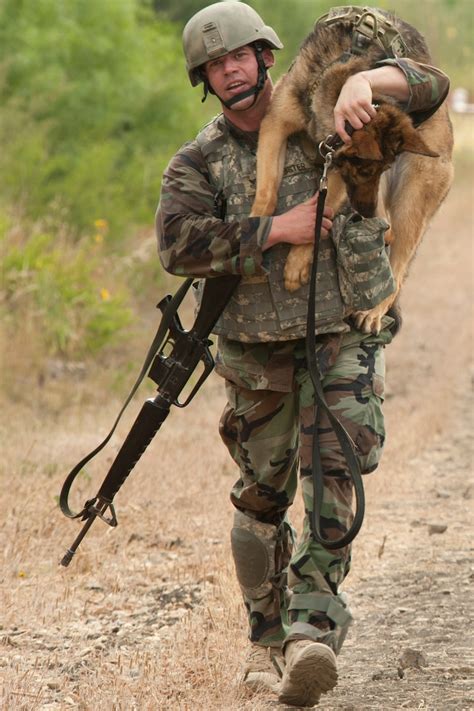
[332,386,473,710]
[0,174,472,710]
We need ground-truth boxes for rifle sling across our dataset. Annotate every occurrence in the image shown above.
[59,276,194,519]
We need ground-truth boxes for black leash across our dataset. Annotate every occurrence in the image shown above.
[306,135,365,550]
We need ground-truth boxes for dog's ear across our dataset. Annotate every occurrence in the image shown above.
[401,129,439,158]
[347,132,384,161]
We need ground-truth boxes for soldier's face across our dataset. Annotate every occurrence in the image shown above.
[204,46,270,110]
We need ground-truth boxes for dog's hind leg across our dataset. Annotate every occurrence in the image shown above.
[374,173,393,244]
[386,154,454,293]
[352,154,425,334]
[251,82,306,216]
[353,147,454,334]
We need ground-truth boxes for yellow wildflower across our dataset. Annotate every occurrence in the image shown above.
[94,233,104,244]
[94,218,108,231]
[100,287,111,301]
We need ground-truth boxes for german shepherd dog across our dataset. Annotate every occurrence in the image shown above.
[250,8,454,333]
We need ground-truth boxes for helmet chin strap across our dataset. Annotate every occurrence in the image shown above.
[201,43,268,110]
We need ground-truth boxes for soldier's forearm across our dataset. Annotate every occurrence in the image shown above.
[376,57,450,116]
[359,66,410,103]
[157,212,271,278]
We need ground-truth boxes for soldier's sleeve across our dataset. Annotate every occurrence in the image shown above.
[155,141,272,279]
[376,57,450,125]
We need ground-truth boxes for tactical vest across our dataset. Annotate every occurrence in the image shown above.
[196,115,348,342]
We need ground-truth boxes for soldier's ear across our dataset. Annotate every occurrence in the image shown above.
[262,48,275,69]
[401,128,439,157]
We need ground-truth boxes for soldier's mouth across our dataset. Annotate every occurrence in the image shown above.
[226,81,247,94]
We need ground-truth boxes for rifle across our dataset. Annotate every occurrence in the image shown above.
[59,274,240,567]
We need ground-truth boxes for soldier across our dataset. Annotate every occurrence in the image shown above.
[156,2,449,706]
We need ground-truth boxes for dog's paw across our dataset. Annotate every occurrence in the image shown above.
[284,246,313,292]
[352,291,399,335]
[352,308,384,335]
[352,309,383,336]
[284,269,305,293]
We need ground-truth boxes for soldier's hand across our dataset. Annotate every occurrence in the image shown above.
[334,72,377,143]
[265,194,333,250]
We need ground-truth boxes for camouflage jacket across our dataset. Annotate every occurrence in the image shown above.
[378,58,449,125]
[156,58,449,342]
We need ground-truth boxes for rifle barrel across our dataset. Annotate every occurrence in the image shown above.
[60,512,98,567]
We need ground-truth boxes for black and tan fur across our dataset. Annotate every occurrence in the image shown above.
[250,10,454,333]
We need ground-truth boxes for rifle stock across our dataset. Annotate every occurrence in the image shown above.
[59,275,240,566]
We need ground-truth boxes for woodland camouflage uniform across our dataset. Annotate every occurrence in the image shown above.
[156,32,449,655]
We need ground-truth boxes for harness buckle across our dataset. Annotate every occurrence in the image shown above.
[354,10,379,41]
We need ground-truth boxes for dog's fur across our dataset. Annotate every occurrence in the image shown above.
[250,10,454,333]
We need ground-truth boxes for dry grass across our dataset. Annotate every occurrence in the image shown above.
[0,379,280,709]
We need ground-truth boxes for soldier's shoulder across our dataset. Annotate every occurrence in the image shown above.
[195,113,229,158]
[166,137,206,177]
[169,114,226,166]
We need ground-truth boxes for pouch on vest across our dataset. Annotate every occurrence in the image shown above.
[331,213,396,313]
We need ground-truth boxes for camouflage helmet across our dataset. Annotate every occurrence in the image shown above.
[183,1,283,86]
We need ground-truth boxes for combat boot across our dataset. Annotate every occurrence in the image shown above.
[278,639,338,707]
[242,644,285,694]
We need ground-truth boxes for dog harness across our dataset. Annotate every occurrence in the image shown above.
[317,5,408,59]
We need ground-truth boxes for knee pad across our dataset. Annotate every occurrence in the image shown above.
[231,510,278,595]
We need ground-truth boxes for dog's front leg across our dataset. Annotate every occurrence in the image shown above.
[283,169,348,292]
[250,112,288,217]
[251,81,307,217]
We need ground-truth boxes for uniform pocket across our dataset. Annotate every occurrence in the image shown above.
[323,334,387,474]
[355,369,386,473]
[331,213,396,312]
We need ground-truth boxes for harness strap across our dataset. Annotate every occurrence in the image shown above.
[288,593,353,628]
[317,5,408,58]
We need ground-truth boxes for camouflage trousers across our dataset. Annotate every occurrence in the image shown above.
[216,322,393,652]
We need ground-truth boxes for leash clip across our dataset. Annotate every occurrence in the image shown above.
[318,145,334,192]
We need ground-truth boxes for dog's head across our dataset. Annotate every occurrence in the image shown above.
[333,104,438,217]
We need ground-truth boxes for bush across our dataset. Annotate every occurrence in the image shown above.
[1,216,132,356]
[0,0,204,242]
